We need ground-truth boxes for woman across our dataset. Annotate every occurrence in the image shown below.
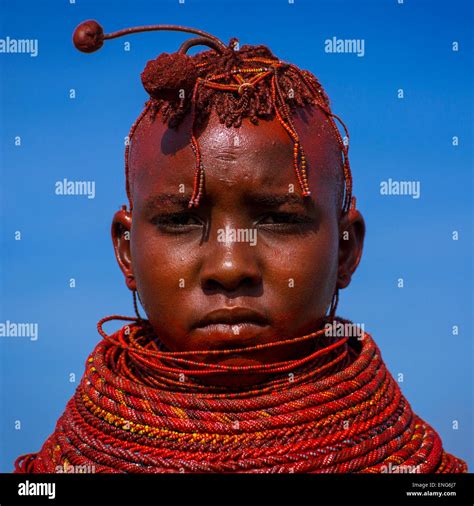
[14,20,467,474]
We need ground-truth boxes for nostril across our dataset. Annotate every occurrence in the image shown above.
[202,275,260,295]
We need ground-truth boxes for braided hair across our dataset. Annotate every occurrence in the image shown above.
[73,20,354,214]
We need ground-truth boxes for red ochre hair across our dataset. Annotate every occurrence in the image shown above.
[73,20,354,213]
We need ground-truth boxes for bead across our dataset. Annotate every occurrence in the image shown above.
[73,20,104,53]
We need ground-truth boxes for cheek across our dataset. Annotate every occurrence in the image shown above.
[264,221,339,324]
[129,224,193,319]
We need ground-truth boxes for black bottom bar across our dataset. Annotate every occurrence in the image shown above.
[1,473,473,506]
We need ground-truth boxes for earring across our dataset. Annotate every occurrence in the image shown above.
[132,290,143,321]
[327,288,339,322]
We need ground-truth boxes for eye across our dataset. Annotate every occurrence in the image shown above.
[258,212,313,227]
[260,213,311,224]
[151,212,203,232]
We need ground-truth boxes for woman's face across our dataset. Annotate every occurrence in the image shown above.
[113,106,364,374]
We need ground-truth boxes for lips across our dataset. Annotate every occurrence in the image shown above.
[192,307,270,348]
[194,307,269,329]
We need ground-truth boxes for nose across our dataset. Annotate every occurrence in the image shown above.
[200,227,262,294]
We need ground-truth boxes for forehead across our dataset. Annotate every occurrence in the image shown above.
[129,106,342,207]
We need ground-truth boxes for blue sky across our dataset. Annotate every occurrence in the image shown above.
[0,0,472,471]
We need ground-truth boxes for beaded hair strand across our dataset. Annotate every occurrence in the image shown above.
[72,20,355,218]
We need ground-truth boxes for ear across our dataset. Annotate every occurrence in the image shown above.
[111,207,136,291]
[337,208,365,289]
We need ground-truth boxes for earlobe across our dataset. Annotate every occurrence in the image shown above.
[111,207,136,291]
[337,209,365,290]
[337,272,350,290]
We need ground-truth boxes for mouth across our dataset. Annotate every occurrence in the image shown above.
[192,308,270,348]
[194,322,267,343]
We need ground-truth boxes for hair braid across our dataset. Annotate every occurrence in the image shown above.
[71,20,352,214]
[125,39,352,213]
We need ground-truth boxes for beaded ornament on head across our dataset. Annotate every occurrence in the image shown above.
[72,19,355,215]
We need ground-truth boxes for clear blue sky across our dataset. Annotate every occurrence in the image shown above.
[0,0,472,471]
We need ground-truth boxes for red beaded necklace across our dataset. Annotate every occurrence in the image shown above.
[14,316,467,474]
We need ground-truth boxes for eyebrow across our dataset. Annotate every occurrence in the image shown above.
[244,192,311,208]
[143,193,194,210]
[142,191,311,213]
